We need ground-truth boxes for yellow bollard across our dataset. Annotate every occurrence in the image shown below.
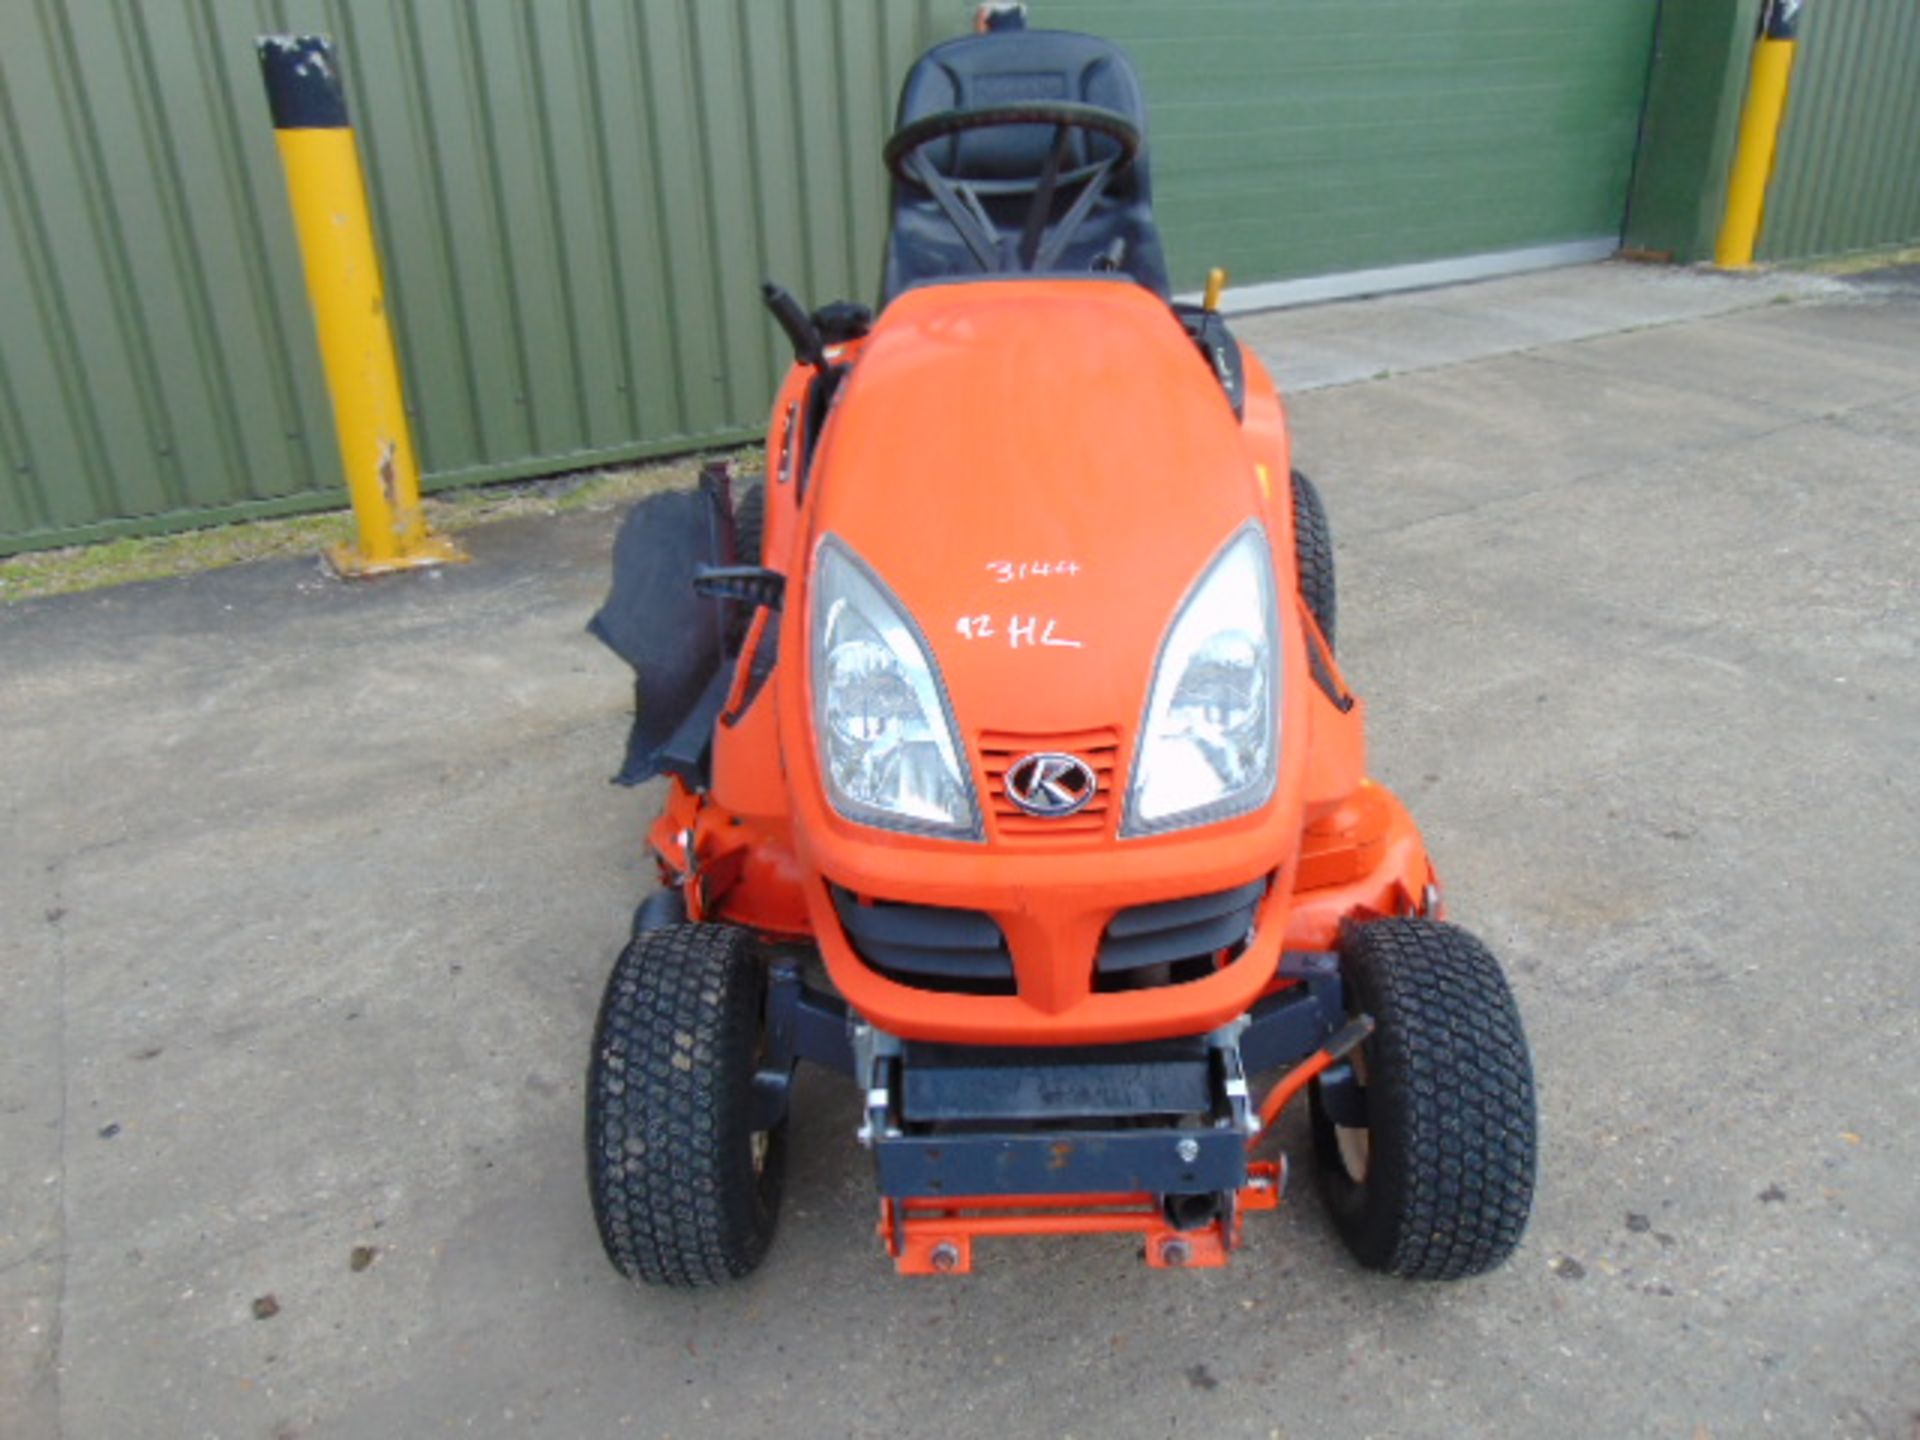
[258,35,465,577]
[1715,1,1804,269]
[1202,267,1228,313]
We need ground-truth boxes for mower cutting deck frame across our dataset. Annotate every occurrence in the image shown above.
[586,21,1536,1285]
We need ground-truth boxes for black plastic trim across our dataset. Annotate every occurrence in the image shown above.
[1173,304,1246,419]
[693,565,785,610]
[1096,878,1265,974]
[1304,618,1355,713]
[1106,879,1265,939]
[830,886,1015,992]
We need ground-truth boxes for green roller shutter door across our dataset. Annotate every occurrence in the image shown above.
[1050,0,1658,292]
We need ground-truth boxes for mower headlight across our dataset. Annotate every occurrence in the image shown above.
[1124,525,1278,835]
[811,537,980,838]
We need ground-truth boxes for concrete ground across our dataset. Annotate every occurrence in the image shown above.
[3,261,1916,1439]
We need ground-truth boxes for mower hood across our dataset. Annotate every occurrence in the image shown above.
[806,278,1262,743]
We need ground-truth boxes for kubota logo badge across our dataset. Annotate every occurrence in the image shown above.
[1004,752,1097,817]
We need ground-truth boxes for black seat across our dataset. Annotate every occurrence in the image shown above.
[882,28,1170,302]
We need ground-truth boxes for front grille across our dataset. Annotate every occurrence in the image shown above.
[830,886,1016,994]
[1094,878,1267,991]
[979,727,1121,839]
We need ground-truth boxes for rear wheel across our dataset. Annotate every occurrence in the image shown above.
[733,480,764,565]
[725,480,767,651]
[1291,469,1336,650]
[586,923,787,1287]
[1309,918,1535,1279]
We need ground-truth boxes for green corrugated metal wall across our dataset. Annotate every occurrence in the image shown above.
[2,0,1664,556]
[1757,0,1920,262]
[0,0,959,555]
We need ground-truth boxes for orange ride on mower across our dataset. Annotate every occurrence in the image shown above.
[585,20,1535,1285]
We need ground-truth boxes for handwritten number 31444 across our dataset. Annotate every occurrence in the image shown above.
[985,560,1080,583]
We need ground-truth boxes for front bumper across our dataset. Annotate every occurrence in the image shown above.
[857,958,1345,1197]
[746,944,1361,1275]
[852,965,1353,1273]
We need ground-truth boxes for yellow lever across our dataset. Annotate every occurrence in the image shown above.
[1202,267,1227,313]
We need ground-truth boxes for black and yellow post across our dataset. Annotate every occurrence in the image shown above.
[1715,0,1805,269]
[257,35,464,577]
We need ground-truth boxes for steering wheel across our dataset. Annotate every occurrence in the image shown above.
[882,101,1142,275]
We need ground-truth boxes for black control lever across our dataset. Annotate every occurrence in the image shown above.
[761,280,827,370]
[694,565,785,611]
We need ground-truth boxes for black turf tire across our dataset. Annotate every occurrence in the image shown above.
[586,923,787,1287]
[733,479,764,566]
[1291,469,1336,651]
[1309,918,1535,1280]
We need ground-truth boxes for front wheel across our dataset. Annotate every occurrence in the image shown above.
[1309,918,1536,1279]
[586,923,787,1287]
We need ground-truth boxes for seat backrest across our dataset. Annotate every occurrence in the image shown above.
[882,29,1170,302]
